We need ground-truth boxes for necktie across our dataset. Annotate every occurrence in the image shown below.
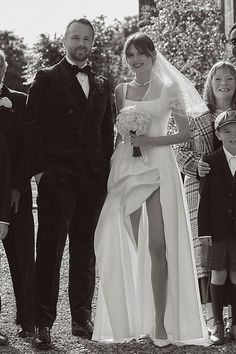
[72,64,91,75]
[230,156,236,175]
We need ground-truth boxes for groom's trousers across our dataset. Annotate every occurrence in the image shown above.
[34,172,106,327]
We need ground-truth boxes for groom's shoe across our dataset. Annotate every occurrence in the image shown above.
[72,320,93,339]
[0,332,8,346]
[17,324,35,338]
[33,326,51,350]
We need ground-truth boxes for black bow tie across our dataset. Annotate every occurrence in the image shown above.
[72,64,91,75]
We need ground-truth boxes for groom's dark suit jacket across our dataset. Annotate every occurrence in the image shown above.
[0,134,10,223]
[26,58,114,185]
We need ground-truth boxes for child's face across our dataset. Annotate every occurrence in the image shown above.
[212,67,236,102]
[216,122,236,155]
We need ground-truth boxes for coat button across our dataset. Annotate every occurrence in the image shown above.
[68,109,73,114]
[229,209,232,214]
[77,129,82,135]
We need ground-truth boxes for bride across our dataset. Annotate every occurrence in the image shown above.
[92,32,209,347]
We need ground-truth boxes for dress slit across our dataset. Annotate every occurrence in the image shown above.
[93,87,208,345]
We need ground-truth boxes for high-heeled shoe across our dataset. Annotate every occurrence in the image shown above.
[153,338,170,347]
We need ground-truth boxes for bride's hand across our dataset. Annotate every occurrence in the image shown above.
[130,133,149,147]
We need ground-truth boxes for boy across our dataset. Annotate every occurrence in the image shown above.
[198,109,236,345]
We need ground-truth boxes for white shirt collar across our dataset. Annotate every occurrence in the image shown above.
[65,56,88,70]
[223,146,236,163]
[65,56,90,98]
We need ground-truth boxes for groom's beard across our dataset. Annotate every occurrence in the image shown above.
[70,46,91,63]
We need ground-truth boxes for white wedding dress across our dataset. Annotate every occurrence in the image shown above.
[92,83,208,345]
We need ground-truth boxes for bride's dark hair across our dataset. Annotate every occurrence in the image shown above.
[123,33,156,65]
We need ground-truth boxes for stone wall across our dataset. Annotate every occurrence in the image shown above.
[217,0,236,37]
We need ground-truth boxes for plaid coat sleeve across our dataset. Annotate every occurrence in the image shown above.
[175,111,214,178]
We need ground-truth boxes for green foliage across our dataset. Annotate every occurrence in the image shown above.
[88,15,139,89]
[22,1,225,96]
[90,15,123,88]
[140,0,225,94]
[0,31,28,92]
[23,15,139,90]
[23,33,64,85]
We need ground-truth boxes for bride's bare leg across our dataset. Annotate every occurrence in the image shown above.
[130,207,142,246]
[146,188,167,339]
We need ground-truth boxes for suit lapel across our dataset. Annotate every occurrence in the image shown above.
[87,72,100,105]
[59,58,87,104]
[1,85,11,99]
[81,72,107,125]
[216,147,234,188]
[0,86,15,135]
[57,58,107,127]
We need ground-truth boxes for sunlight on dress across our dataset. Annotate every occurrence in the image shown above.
[92,83,209,346]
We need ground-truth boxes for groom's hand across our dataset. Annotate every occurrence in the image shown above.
[199,235,212,246]
[0,223,8,240]
[11,189,21,213]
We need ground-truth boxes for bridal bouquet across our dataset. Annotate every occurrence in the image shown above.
[116,105,151,157]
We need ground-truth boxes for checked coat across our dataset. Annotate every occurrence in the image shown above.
[175,110,215,278]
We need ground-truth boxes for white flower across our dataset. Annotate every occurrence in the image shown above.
[0,97,12,109]
[116,105,151,136]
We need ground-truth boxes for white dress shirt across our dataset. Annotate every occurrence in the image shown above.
[66,56,90,98]
[223,147,236,176]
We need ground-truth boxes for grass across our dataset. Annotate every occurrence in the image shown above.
[0,201,236,352]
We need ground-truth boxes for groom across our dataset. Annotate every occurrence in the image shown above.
[26,18,114,349]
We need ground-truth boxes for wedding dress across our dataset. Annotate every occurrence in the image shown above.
[92,83,208,345]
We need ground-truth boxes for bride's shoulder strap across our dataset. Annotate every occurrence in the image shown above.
[115,83,127,112]
[122,83,128,103]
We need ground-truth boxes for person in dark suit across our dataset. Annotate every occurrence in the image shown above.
[0,134,10,235]
[0,133,10,346]
[198,109,236,345]
[0,50,35,338]
[25,18,114,350]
